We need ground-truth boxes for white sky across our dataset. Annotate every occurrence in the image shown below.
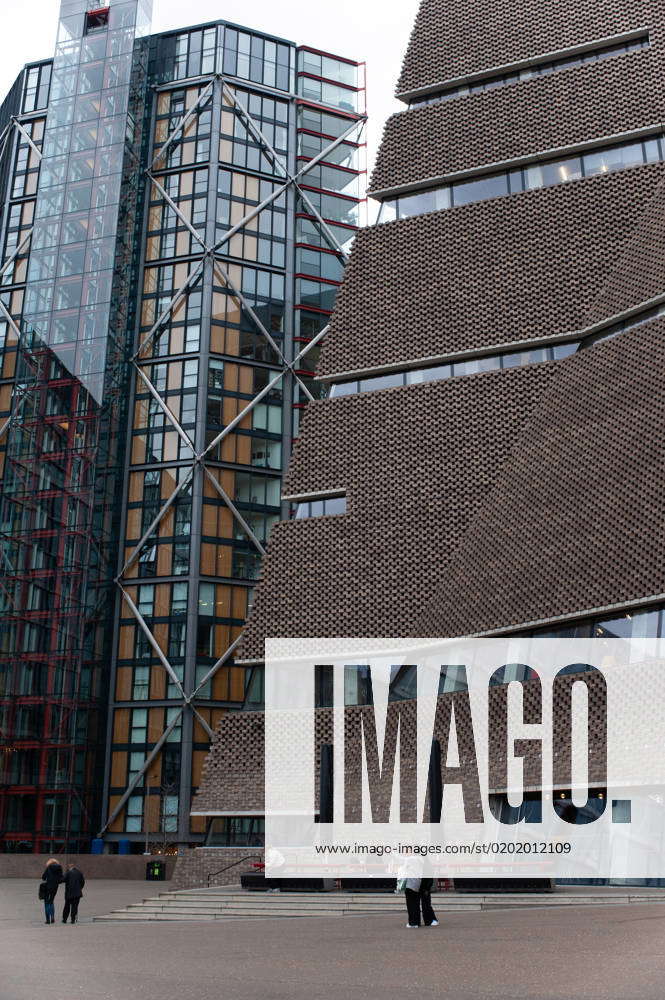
[0,0,421,183]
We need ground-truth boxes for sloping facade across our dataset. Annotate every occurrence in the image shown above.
[186,0,665,862]
[237,0,665,661]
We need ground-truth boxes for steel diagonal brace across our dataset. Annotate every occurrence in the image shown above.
[117,583,187,697]
[209,257,293,370]
[0,299,21,341]
[292,323,330,366]
[291,124,367,261]
[211,103,365,259]
[190,632,244,700]
[202,465,266,556]
[296,186,354,261]
[0,228,33,279]
[11,117,42,161]
[189,704,215,739]
[210,258,315,403]
[134,258,205,360]
[97,707,185,836]
[118,464,195,578]
[200,368,285,461]
[0,121,13,166]
[151,78,215,171]
[220,81,365,261]
[133,363,197,454]
[146,172,208,252]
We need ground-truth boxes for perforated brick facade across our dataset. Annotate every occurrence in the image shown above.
[238,0,665,656]
[318,166,665,376]
[190,673,609,844]
[182,0,665,876]
[418,317,665,637]
[372,51,663,194]
[239,363,556,658]
[396,0,659,96]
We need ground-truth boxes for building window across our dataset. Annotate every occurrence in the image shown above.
[85,8,110,34]
[128,752,145,787]
[383,134,665,222]
[171,582,188,616]
[408,33,651,108]
[130,709,148,744]
[294,495,347,518]
[206,816,265,846]
[161,795,179,832]
[132,666,150,701]
[125,794,143,833]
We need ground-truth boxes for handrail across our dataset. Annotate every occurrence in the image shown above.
[207,853,263,887]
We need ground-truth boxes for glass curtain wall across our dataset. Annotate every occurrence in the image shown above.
[292,48,366,441]
[0,0,152,853]
[104,27,366,850]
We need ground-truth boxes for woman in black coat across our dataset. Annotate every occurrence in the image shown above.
[62,865,85,924]
[40,858,63,924]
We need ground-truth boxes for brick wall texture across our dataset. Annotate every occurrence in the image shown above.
[187,675,609,834]
[0,853,176,880]
[396,0,661,95]
[182,0,665,884]
[236,0,665,663]
[319,166,665,376]
[240,363,557,657]
[372,50,664,194]
[173,848,264,889]
[418,317,665,636]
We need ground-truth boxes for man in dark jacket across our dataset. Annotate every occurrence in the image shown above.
[41,859,63,924]
[62,864,85,924]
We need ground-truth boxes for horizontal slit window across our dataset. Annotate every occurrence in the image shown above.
[294,495,347,518]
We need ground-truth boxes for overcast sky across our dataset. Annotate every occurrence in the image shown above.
[0,0,421,186]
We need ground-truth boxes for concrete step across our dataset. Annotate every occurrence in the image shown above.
[95,912,261,922]
[94,888,665,923]
[131,891,665,908]
[126,896,407,908]
[124,903,402,913]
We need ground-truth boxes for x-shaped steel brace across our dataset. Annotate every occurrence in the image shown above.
[107,74,363,833]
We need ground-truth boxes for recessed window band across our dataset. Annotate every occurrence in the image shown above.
[408,34,650,109]
[379,134,664,223]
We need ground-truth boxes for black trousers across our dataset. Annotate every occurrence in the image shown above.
[405,879,437,926]
[62,898,80,923]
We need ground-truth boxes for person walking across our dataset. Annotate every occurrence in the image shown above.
[40,858,63,925]
[404,877,439,928]
[62,864,85,924]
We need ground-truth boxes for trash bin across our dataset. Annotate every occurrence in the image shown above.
[91,839,104,855]
[146,860,166,881]
[118,839,131,855]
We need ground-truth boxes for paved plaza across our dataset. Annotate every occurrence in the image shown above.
[1,879,665,999]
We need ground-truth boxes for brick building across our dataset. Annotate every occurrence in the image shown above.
[180,0,665,884]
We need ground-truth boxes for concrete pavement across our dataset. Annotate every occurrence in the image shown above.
[0,878,167,926]
[1,879,665,1000]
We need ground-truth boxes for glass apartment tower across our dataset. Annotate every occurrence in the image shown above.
[0,0,366,853]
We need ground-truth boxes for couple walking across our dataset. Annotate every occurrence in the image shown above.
[40,859,85,924]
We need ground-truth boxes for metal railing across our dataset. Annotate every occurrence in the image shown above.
[207,854,263,887]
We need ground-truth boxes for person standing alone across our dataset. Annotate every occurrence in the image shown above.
[40,858,63,925]
[404,876,439,929]
[62,864,85,924]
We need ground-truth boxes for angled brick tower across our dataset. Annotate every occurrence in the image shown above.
[240,0,665,654]
[182,0,665,879]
